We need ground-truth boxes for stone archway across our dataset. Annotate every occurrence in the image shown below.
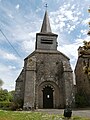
[37,81,63,109]
[43,86,54,108]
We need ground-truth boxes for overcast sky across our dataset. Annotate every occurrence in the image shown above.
[0,0,90,91]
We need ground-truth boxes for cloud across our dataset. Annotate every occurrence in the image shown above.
[0,57,23,91]
[58,34,90,71]
[15,4,20,10]
[0,63,21,91]
[50,3,81,34]
[36,7,41,13]
[80,29,87,36]
[0,5,40,91]
[21,38,35,53]
[83,36,90,42]
[0,49,17,60]
[58,38,84,70]
[4,53,17,60]
[8,65,16,70]
[82,18,90,26]
[22,41,34,53]
[8,13,14,19]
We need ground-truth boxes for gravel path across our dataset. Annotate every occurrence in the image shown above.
[36,109,90,118]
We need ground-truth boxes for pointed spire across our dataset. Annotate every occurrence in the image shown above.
[40,10,52,33]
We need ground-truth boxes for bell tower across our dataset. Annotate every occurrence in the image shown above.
[35,10,58,50]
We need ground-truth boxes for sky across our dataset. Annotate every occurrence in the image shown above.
[0,0,90,91]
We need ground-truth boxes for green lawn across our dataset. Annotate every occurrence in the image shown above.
[0,110,90,120]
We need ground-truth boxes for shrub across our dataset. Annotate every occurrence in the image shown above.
[0,101,11,109]
[10,102,20,110]
[0,89,9,101]
[75,91,89,107]
[10,99,23,111]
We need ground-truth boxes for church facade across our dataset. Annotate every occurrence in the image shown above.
[14,10,74,109]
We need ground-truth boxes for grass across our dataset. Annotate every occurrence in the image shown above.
[0,110,90,120]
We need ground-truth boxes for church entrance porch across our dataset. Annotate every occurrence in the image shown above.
[43,86,54,108]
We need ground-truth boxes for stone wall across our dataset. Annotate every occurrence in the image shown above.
[23,56,36,109]
[75,56,90,106]
[14,69,25,104]
[15,50,74,109]
[35,50,73,108]
[36,33,58,50]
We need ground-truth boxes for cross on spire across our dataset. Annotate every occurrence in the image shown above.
[40,6,52,33]
[45,3,48,10]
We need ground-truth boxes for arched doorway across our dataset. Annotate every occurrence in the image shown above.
[43,86,54,108]
[38,81,63,109]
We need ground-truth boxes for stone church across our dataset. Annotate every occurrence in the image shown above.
[14,10,74,109]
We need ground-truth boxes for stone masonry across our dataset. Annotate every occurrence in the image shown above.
[75,41,90,106]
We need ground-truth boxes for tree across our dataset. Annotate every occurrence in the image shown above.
[0,89,8,101]
[0,79,4,89]
[8,90,15,102]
